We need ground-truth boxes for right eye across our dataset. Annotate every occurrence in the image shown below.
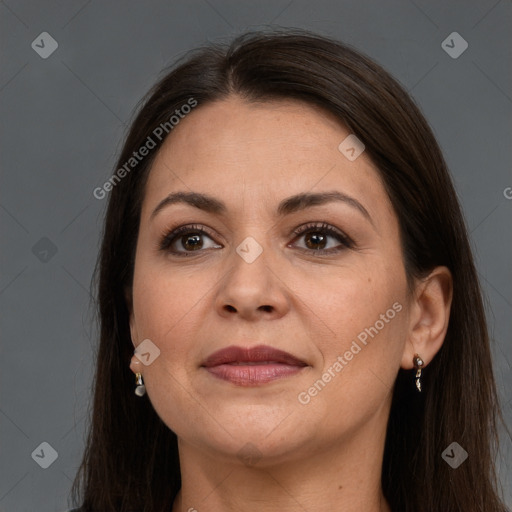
[159,224,223,256]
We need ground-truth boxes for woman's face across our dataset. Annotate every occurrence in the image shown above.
[129,97,412,464]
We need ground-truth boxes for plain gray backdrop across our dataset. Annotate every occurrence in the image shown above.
[1,1,511,510]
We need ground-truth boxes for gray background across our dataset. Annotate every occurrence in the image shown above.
[1,1,511,510]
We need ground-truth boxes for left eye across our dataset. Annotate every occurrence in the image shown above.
[160,227,221,254]
[290,224,352,253]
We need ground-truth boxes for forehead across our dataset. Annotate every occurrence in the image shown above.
[141,96,393,223]
[155,97,349,162]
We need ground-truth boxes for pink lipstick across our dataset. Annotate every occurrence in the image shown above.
[201,344,307,386]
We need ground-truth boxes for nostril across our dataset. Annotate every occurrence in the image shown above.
[260,305,273,312]
[224,305,237,312]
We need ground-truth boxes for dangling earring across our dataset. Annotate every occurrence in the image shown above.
[135,372,146,396]
[413,353,424,392]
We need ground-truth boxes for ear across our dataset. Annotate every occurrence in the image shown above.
[401,266,453,369]
[125,286,143,375]
[129,355,143,376]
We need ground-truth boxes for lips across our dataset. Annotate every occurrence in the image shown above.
[201,344,307,386]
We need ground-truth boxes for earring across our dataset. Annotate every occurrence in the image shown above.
[135,372,146,397]
[413,354,424,392]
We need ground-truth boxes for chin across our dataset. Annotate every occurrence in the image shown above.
[188,416,316,464]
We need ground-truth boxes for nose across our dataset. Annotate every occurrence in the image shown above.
[214,243,290,322]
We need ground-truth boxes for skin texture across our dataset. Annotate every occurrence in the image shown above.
[128,97,453,512]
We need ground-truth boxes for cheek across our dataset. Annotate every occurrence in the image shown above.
[130,262,209,432]
[132,253,206,330]
[299,256,408,394]
[299,258,406,340]
[296,300,406,440]
[130,260,210,381]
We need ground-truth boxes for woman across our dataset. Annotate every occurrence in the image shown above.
[70,30,509,511]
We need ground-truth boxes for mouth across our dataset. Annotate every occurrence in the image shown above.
[201,344,308,386]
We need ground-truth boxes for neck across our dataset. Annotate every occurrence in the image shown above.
[171,406,392,512]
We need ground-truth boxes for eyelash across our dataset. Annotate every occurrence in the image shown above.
[291,222,354,254]
[158,222,354,256]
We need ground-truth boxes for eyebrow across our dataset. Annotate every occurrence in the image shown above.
[150,190,374,225]
[150,191,226,220]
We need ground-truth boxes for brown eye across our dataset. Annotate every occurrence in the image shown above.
[159,225,222,255]
[304,232,328,250]
[180,233,203,251]
[291,222,353,254]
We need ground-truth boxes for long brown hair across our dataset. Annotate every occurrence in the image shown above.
[72,29,509,511]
